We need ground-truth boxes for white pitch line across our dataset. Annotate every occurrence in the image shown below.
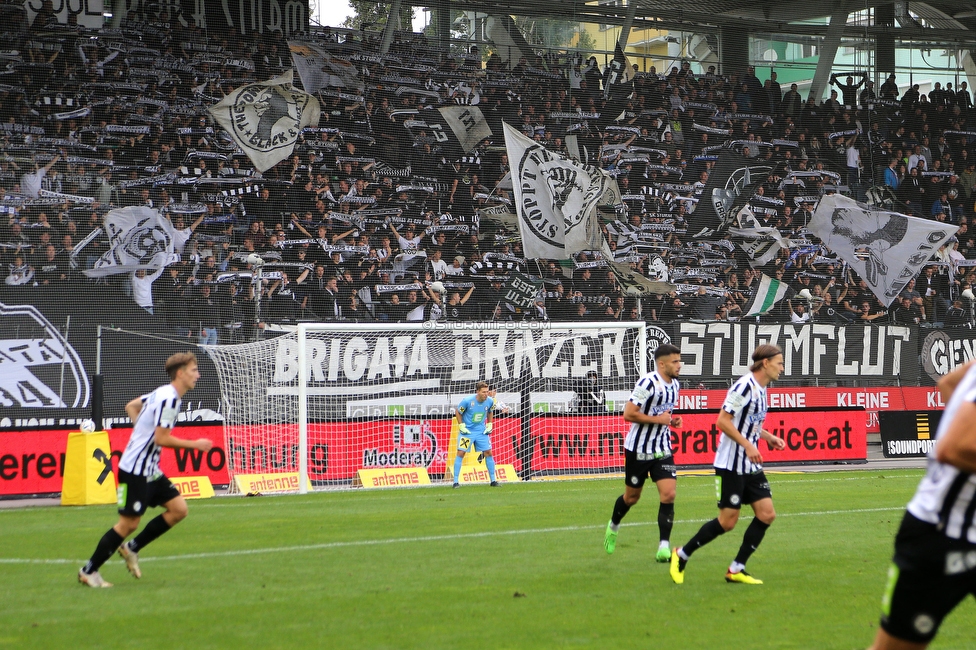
[0,506,905,566]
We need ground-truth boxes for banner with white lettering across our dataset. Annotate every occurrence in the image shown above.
[503,272,542,309]
[878,410,941,458]
[810,194,958,306]
[919,328,976,383]
[662,321,920,384]
[208,70,321,172]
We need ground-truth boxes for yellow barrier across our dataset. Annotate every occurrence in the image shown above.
[61,430,117,506]
[356,467,431,489]
[172,476,215,499]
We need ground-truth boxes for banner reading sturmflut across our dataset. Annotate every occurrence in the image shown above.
[503,121,611,259]
[208,70,321,172]
[84,206,180,277]
[810,193,958,306]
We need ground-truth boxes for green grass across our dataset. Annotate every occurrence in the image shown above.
[1,469,972,649]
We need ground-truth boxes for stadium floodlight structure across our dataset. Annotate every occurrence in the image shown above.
[205,322,649,493]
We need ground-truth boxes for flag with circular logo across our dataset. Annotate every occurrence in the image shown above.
[208,70,321,173]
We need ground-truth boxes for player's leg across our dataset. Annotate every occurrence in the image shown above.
[606,451,646,554]
[453,433,474,487]
[476,435,498,485]
[725,497,773,584]
[79,472,144,587]
[652,457,678,562]
[671,471,740,583]
[726,472,774,584]
[119,477,184,578]
[654,477,676,562]
[868,629,929,650]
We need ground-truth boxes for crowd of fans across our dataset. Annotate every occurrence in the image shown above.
[2,5,976,343]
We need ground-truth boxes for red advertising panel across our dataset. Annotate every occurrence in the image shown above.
[224,418,522,482]
[0,425,228,496]
[676,386,943,434]
[529,409,866,473]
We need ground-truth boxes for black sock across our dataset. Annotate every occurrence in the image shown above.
[82,527,124,574]
[611,495,631,525]
[129,515,172,553]
[658,502,674,543]
[734,518,770,566]
[682,518,727,558]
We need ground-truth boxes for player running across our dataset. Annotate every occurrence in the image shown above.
[870,360,976,649]
[452,380,497,488]
[670,344,786,585]
[605,344,683,562]
[78,352,213,588]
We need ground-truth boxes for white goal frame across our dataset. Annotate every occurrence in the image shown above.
[209,321,648,493]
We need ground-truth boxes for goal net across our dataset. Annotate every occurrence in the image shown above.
[204,322,647,492]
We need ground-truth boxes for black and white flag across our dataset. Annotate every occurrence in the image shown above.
[420,106,492,156]
[502,272,543,309]
[810,193,958,305]
[288,41,364,93]
[503,121,611,259]
[729,205,790,267]
[208,70,321,173]
[84,207,180,278]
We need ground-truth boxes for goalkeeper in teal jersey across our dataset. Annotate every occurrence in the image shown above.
[452,381,498,488]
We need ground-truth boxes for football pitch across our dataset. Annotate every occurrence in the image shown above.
[2,469,971,649]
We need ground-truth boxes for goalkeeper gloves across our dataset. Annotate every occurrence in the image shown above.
[458,423,469,434]
[485,422,493,434]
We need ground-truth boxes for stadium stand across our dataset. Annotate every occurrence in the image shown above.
[2,10,976,347]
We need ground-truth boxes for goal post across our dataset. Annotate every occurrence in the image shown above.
[204,321,650,493]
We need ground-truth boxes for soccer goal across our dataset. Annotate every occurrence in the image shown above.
[204,322,648,492]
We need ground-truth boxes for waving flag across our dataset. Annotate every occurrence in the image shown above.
[84,206,180,277]
[208,70,321,172]
[743,274,794,316]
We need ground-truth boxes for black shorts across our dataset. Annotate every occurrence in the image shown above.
[880,512,976,644]
[624,449,676,489]
[117,470,181,516]
[715,469,771,509]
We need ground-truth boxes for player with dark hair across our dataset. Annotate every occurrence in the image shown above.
[452,380,497,488]
[869,360,976,649]
[78,352,213,588]
[670,344,786,585]
[604,343,683,562]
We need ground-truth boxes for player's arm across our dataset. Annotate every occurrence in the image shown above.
[485,406,494,433]
[935,400,976,471]
[454,405,468,433]
[125,396,145,423]
[154,426,213,451]
[623,401,674,426]
[759,428,786,451]
[716,409,762,464]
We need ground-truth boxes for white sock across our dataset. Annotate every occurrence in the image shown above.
[677,548,689,561]
[609,522,620,532]
[659,540,670,549]
[729,561,745,574]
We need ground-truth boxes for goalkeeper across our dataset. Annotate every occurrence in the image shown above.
[452,380,498,488]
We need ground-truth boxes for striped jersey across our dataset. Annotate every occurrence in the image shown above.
[624,370,680,456]
[907,364,976,543]
[118,384,182,477]
[714,372,767,474]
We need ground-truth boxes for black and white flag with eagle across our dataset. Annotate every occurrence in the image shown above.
[208,70,321,173]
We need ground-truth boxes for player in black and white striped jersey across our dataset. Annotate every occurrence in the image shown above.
[604,344,683,562]
[670,344,786,585]
[78,352,213,588]
[871,360,976,649]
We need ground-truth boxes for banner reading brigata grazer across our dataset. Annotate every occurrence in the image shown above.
[528,408,865,473]
[0,424,228,496]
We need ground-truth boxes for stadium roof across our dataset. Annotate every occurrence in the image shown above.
[428,0,976,47]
